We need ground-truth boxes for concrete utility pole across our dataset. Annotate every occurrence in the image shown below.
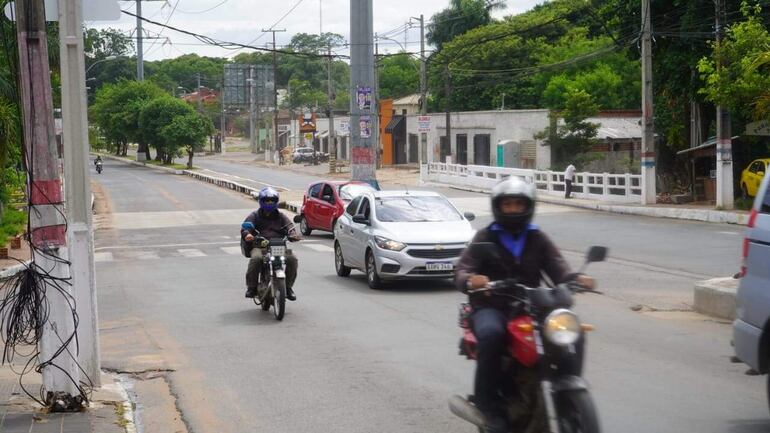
[417,14,426,116]
[641,0,657,204]
[136,0,143,80]
[328,46,336,173]
[262,29,285,162]
[350,0,377,183]
[248,66,256,153]
[374,36,381,169]
[196,73,203,113]
[220,79,226,154]
[715,0,734,209]
[16,0,81,405]
[444,65,452,163]
[58,0,100,387]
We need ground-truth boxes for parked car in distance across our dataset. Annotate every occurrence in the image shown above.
[333,190,476,289]
[298,181,377,235]
[741,158,770,198]
[733,167,770,410]
[292,147,329,164]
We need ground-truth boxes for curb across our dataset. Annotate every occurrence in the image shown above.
[0,261,30,280]
[98,154,185,175]
[182,170,261,199]
[421,181,749,226]
[693,277,738,320]
[286,201,302,214]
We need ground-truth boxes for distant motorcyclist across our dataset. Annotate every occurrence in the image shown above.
[94,155,103,166]
[241,187,300,300]
[455,177,594,433]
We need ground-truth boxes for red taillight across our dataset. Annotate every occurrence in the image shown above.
[740,209,759,277]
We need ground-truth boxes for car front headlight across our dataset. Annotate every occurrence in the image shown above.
[543,309,581,346]
[375,236,406,251]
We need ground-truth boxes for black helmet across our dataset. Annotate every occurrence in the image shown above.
[491,177,536,233]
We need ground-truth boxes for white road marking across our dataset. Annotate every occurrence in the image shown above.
[129,251,159,260]
[221,246,243,256]
[94,252,114,262]
[109,209,254,230]
[717,231,740,236]
[178,249,207,258]
[201,168,288,191]
[96,241,238,251]
[303,244,334,253]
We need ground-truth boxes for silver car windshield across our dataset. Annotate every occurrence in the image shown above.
[339,184,375,201]
[375,196,462,222]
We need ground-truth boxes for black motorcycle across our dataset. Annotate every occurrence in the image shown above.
[449,243,608,433]
[241,222,291,321]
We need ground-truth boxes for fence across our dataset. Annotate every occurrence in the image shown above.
[423,163,642,204]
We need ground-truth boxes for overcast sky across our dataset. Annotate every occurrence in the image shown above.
[90,0,544,60]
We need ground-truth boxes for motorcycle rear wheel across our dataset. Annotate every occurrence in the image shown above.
[273,278,286,321]
[556,390,600,433]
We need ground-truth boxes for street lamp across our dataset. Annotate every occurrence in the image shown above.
[85,55,118,75]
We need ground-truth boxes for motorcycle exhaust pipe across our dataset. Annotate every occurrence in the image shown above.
[448,395,486,428]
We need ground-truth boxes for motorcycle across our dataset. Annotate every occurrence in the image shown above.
[241,221,291,321]
[95,161,103,174]
[449,243,608,433]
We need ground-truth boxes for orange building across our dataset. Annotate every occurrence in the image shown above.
[379,99,394,166]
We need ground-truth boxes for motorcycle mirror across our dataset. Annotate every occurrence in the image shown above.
[241,222,255,231]
[293,215,302,223]
[463,212,476,221]
[585,246,608,263]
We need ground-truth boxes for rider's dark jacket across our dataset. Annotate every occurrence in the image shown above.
[240,209,298,240]
[455,224,571,309]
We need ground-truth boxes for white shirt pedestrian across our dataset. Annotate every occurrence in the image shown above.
[564,164,576,181]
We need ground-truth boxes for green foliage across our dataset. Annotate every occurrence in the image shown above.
[138,95,197,162]
[160,113,214,169]
[427,0,506,50]
[285,78,327,110]
[537,89,600,168]
[698,3,770,122]
[378,54,420,99]
[0,206,25,248]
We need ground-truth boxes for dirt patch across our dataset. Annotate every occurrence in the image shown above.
[91,179,114,229]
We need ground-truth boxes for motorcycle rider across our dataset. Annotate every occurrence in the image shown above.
[241,187,301,301]
[455,177,595,433]
[94,155,103,166]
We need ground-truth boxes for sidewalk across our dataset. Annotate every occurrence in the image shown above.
[0,368,133,433]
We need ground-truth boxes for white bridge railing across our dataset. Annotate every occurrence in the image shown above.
[423,163,642,204]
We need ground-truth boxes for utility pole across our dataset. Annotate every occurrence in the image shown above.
[444,65,452,164]
[220,79,226,154]
[58,0,100,387]
[262,29,286,162]
[350,0,377,184]
[16,0,81,406]
[248,66,256,153]
[196,73,203,113]
[418,14,426,116]
[641,0,657,204]
[136,0,143,80]
[374,36,380,169]
[328,46,336,173]
[715,0,734,209]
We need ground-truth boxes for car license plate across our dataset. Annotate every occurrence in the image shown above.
[271,246,286,256]
[426,262,453,271]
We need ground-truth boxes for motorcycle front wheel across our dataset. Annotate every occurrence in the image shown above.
[556,390,600,433]
[273,278,286,321]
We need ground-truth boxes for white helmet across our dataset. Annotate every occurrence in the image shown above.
[491,176,536,233]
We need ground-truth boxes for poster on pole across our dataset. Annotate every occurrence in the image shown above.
[359,115,372,139]
[418,116,431,133]
[356,86,373,111]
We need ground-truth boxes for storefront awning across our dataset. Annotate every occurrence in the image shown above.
[676,136,739,155]
[384,115,405,133]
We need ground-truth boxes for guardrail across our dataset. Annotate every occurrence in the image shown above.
[424,162,642,204]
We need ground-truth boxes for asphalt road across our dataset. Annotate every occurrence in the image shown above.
[94,158,768,433]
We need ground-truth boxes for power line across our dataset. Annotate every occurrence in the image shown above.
[176,0,232,14]
[226,0,306,58]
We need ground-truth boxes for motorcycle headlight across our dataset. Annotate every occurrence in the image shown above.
[544,309,581,346]
[375,236,406,251]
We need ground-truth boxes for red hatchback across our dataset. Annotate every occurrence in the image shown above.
[299,181,376,235]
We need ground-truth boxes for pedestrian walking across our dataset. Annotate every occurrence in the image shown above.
[564,163,576,199]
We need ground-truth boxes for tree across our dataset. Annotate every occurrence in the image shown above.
[138,96,197,164]
[160,113,214,169]
[378,53,420,99]
[427,0,507,50]
[90,80,166,157]
[537,89,600,168]
[285,78,327,110]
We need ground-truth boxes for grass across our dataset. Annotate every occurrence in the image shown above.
[0,206,26,247]
[143,159,196,171]
[735,197,754,211]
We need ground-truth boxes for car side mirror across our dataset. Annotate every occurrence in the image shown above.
[758,171,766,177]
[586,246,608,263]
[293,215,302,223]
[352,214,369,225]
[464,212,476,221]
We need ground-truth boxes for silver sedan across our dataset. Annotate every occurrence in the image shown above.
[333,190,476,289]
